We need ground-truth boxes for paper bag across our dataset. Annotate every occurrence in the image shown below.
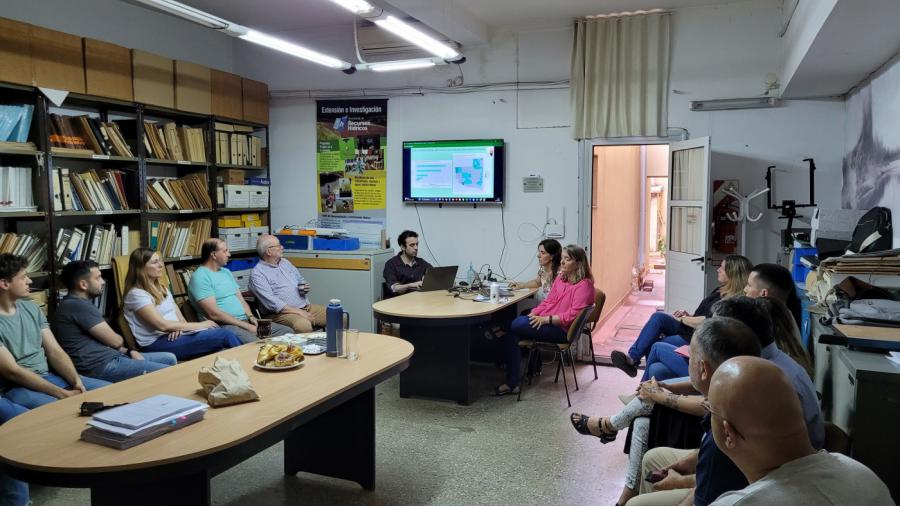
[198,356,260,407]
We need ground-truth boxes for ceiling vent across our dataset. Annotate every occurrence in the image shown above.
[355,19,460,61]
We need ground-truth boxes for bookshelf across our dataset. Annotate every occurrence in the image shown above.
[0,81,271,316]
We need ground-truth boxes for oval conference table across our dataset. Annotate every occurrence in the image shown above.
[373,288,536,405]
[0,333,412,506]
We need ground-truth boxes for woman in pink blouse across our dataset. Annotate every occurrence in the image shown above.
[494,244,596,396]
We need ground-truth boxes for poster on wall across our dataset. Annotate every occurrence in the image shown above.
[843,56,900,245]
[316,99,387,246]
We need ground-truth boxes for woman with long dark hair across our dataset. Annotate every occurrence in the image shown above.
[508,239,562,302]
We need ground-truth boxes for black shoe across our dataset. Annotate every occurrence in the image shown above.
[610,351,638,378]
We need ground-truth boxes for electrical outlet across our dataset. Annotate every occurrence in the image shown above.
[545,223,564,238]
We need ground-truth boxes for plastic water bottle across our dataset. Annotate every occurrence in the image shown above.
[467,262,477,286]
[490,282,500,304]
[326,299,348,357]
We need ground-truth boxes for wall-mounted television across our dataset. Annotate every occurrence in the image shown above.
[402,139,505,204]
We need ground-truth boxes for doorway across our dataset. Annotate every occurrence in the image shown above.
[589,144,669,361]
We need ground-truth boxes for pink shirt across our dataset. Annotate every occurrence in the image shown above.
[531,277,596,329]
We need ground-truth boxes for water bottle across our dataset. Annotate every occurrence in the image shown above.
[467,262,476,286]
[490,282,500,304]
[326,299,349,357]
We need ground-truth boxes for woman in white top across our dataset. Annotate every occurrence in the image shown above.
[508,239,561,302]
[123,249,242,360]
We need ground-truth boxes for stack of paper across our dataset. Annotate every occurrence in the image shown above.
[81,394,208,450]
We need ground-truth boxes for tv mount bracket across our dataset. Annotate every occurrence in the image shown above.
[765,158,817,248]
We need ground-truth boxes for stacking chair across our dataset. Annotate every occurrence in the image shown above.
[516,305,595,407]
[111,255,180,349]
[580,290,607,380]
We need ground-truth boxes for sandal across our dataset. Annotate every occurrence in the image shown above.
[569,413,617,443]
[611,351,638,378]
[492,384,520,396]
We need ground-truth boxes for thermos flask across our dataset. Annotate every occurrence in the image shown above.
[326,299,349,357]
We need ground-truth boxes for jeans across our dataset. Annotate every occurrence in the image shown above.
[89,352,178,383]
[224,322,292,344]
[142,328,243,360]
[0,397,29,506]
[641,342,689,382]
[628,312,688,363]
[503,315,568,388]
[4,374,110,410]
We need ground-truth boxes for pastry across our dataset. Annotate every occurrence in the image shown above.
[274,351,295,367]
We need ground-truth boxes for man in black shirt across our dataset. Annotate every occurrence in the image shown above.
[383,230,432,295]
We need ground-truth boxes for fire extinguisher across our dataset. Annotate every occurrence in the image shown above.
[713,197,739,254]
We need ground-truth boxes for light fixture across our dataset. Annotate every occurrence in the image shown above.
[327,0,376,15]
[374,15,462,61]
[357,58,439,72]
[125,0,354,70]
[690,97,779,111]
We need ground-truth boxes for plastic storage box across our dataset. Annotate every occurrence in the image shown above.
[277,234,309,251]
[312,237,360,251]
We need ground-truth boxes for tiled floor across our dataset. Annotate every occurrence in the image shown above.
[593,269,665,361]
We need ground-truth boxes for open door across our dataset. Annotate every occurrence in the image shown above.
[664,137,711,313]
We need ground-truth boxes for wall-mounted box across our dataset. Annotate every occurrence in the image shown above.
[241,78,268,124]
[175,60,211,115]
[0,17,33,86]
[132,50,174,108]
[211,69,242,120]
[84,38,133,101]
[30,25,85,93]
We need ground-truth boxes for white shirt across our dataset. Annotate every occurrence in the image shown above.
[124,288,179,347]
[712,450,893,506]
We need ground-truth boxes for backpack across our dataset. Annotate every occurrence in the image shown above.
[846,207,893,254]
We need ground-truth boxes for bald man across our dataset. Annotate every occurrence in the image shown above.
[249,235,327,333]
[708,357,892,505]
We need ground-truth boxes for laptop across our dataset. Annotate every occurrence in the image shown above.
[419,266,459,292]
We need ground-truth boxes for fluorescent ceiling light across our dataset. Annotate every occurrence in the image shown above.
[358,58,439,72]
[690,97,779,111]
[327,0,376,15]
[240,30,351,70]
[374,15,461,61]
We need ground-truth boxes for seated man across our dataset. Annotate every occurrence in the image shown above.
[709,357,893,505]
[383,230,432,295]
[743,263,802,327]
[249,235,326,333]
[0,254,109,409]
[189,239,290,343]
[51,260,177,382]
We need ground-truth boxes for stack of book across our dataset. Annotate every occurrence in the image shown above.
[148,218,211,258]
[214,123,262,166]
[0,104,34,144]
[48,114,133,157]
[146,174,212,210]
[81,395,208,450]
[143,122,207,162]
[0,233,46,272]
[56,284,110,313]
[54,224,138,267]
[51,168,130,212]
[166,264,196,305]
[0,166,36,211]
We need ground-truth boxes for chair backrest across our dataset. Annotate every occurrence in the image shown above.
[566,305,595,345]
[111,254,172,350]
[823,421,851,455]
[585,290,607,330]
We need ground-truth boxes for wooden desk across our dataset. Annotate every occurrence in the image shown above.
[372,289,535,404]
[0,334,412,505]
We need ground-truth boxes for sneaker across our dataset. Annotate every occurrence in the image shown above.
[610,350,638,377]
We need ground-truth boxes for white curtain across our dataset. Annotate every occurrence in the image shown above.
[570,13,671,139]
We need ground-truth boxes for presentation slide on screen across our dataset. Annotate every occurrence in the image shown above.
[407,141,498,200]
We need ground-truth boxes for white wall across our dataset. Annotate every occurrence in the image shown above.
[3,0,234,72]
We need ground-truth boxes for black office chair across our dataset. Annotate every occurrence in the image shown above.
[516,305,595,407]
[580,290,606,380]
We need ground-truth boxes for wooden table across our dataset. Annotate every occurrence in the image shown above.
[0,333,412,505]
[372,289,535,404]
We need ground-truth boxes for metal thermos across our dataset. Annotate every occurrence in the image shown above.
[326,299,349,357]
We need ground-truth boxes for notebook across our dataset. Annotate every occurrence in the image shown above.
[91,394,204,430]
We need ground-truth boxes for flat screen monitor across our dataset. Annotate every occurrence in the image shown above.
[402,139,505,204]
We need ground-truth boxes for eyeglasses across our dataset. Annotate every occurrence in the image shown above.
[701,399,745,441]
[266,244,284,250]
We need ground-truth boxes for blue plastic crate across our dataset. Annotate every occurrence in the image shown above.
[791,247,818,283]
[312,237,360,251]
[225,258,258,271]
[276,234,309,250]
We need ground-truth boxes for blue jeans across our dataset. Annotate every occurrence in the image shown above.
[628,312,688,363]
[4,374,110,410]
[142,328,243,360]
[0,398,29,505]
[89,352,178,383]
[642,342,689,381]
[503,315,568,388]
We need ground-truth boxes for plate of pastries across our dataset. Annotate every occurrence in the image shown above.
[255,342,305,370]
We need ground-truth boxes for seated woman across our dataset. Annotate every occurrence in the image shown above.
[610,254,752,378]
[493,244,595,396]
[755,297,814,378]
[508,239,562,302]
[123,249,242,360]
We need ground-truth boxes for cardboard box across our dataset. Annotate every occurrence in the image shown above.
[246,185,269,208]
[175,60,211,114]
[84,38,133,101]
[30,25,85,93]
[219,168,246,185]
[242,78,268,124]
[249,225,269,246]
[0,18,33,86]
[132,50,174,108]
[223,184,249,208]
[218,215,242,228]
[232,269,252,291]
[211,69,242,120]
[220,227,250,251]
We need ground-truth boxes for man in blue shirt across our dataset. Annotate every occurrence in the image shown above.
[189,239,290,343]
